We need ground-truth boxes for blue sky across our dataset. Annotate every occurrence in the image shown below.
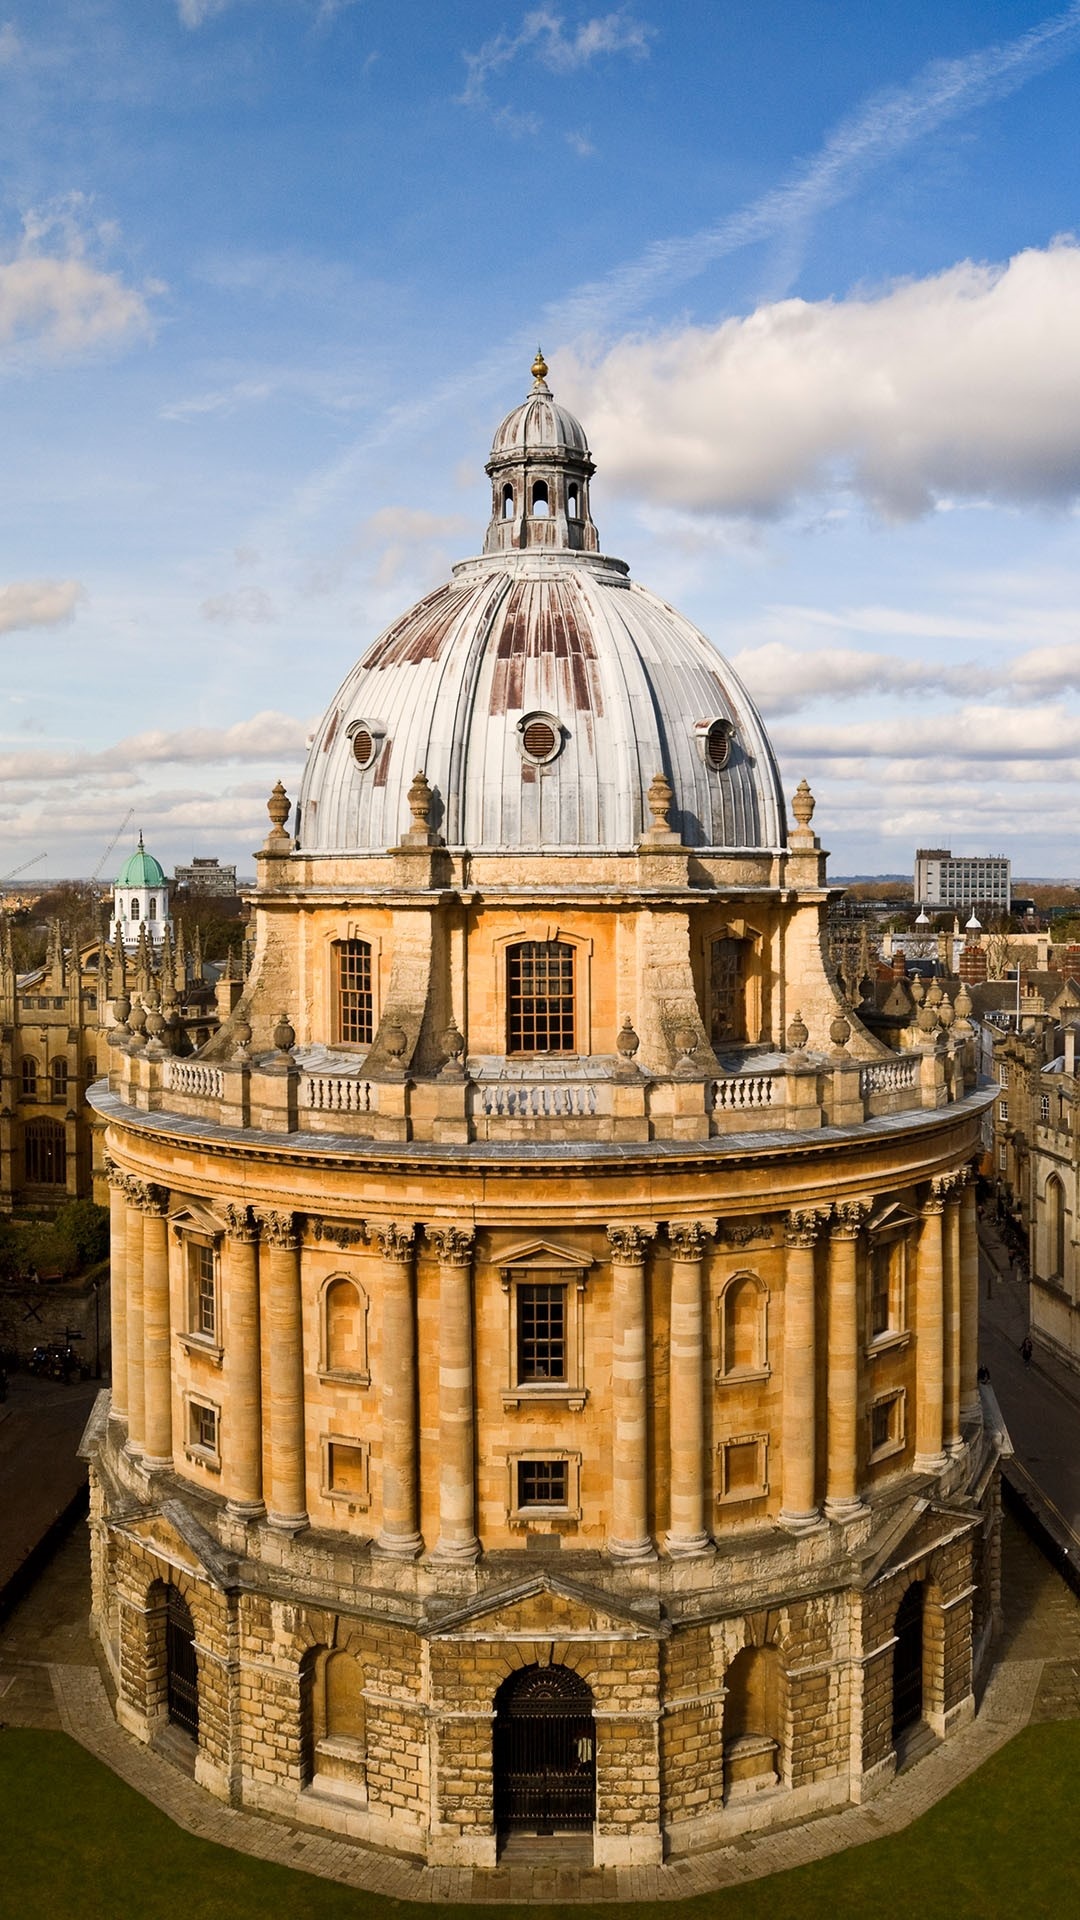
[3,2,1080,879]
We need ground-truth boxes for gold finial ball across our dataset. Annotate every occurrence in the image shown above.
[531,346,548,385]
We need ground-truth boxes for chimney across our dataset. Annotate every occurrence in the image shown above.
[1066,1025,1078,1077]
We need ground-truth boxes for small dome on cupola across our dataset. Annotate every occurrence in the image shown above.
[110,832,171,950]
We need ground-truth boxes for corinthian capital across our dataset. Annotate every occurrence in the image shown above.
[255,1208,298,1248]
[428,1225,475,1266]
[607,1223,656,1265]
[370,1222,416,1263]
[667,1220,715,1261]
[831,1200,870,1241]
[222,1202,258,1243]
[785,1206,829,1248]
[127,1179,170,1216]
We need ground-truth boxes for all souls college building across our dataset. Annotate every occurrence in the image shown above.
[84,356,1002,1867]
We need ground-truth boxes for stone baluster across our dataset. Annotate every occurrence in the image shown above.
[372,1224,423,1557]
[666,1221,715,1557]
[943,1183,963,1455]
[959,1172,981,1419]
[139,1182,172,1469]
[223,1204,264,1519]
[256,1210,308,1532]
[607,1224,657,1561]
[104,1159,128,1424]
[825,1201,869,1520]
[914,1181,949,1474]
[430,1226,479,1563]
[780,1209,829,1531]
[123,1180,146,1454]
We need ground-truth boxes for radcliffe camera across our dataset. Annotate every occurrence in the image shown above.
[1,6,1079,1917]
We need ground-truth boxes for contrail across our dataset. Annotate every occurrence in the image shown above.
[285,2,1080,522]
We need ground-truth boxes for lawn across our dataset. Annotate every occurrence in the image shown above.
[0,1719,1076,1920]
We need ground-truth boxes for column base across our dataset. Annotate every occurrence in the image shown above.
[226,1498,267,1523]
[666,1530,714,1559]
[430,1536,481,1565]
[266,1509,309,1534]
[608,1536,657,1562]
[914,1452,948,1476]
[140,1453,173,1474]
[824,1496,867,1523]
[779,1507,825,1536]
[375,1529,424,1559]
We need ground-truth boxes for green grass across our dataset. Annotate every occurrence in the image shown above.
[1,1720,1077,1919]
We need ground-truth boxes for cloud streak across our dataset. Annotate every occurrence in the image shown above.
[0,712,310,787]
[460,8,652,131]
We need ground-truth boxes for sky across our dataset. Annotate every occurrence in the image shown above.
[2,2,1080,881]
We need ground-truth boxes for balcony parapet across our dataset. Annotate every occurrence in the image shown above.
[108,1031,977,1148]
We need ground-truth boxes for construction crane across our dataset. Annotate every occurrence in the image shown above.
[91,809,136,884]
[0,852,47,885]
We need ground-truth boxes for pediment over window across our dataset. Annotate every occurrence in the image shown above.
[497,1238,595,1272]
[169,1200,226,1238]
[866,1200,920,1239]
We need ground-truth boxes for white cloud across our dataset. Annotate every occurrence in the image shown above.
[460,8,652,128]
[199,587,276,624]
[0,198,154,362]
[561,241,1080,521]
[773,701,1080,763]
[731,642,979,714]
[0,580,84,635]
[0,711,310,786]
[310,505,470,594]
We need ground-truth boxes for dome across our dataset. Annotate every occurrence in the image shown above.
[298,363,786,857]
[116,836,165,887]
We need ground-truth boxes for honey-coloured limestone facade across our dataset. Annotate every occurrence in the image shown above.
[84,355,1003,1868]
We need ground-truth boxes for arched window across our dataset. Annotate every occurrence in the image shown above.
[567,483,579,519]
[149,897,157,922]
[24,1117,66,1185]
[892,1583,925,1740]
[502,482,515,519]
[131,898,140,921]
[332,939,373,1046]
[299,1645,366,1792]
[507,941,575,1054]
[719,1273,767,1375]
[1047,1175,1067,1280]
[531,479,549,517]
[723,1645,781,1798]
[20,1056,38,1098]
[51,1057,69,1101]
[322,1276,369,1380]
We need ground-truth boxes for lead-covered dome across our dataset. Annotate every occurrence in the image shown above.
[298,362,786,857]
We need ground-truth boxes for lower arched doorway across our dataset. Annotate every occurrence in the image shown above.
[493,1664,595,1837]
[164,1586,199,1741]
[892,1583,924,1743]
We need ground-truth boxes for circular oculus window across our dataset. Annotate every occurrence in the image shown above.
[347,719,383,771]
[518,712,562,764]
[705,718,732,771]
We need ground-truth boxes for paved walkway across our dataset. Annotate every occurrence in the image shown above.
[1,1518,1077,1904]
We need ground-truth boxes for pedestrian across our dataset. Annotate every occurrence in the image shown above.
[1020,1336,1033,1366]
[977,1363,990,1384]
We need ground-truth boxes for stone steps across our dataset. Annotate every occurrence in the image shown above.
[496,1833,594,1865]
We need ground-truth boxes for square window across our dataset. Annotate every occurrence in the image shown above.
[327,1441,369,1500]
[869,1391,905,1460]
[189,1400,218,1454]
[717,1433,768,1503]
[518,1458,568,1507]
[516,1283,566,1382]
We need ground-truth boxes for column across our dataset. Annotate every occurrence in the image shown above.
[914,1182,948,1474]
[257,1210,308,1532]
[124,1188,146,1454]
[825,1201,868,1520]
[780,1208,828,1531]
[959,1173,981,1419]
[140,1184,172,1469]
[373,1223,422,1557]
[666,1221,713,1557]
[223,1204,264,1519]
[943,1185,963,1455]
[105,1161,128,1422]
[430,1226,479,1563]
[607,1224,656,1560]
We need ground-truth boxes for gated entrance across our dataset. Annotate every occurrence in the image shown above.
[892,1582,924,1741]
[493,1664,595,1834]
[164,1585,199,1740]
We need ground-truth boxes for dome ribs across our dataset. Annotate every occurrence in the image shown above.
[487,578,604,719]
[361,583,467,670]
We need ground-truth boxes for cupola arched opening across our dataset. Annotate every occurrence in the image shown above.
[531,479,549,517]
[502,482,515,519]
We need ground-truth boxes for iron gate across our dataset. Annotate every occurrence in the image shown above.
[892,1582,924,1740]
[165,1586,199,1740]
[493,1665,595,1833]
